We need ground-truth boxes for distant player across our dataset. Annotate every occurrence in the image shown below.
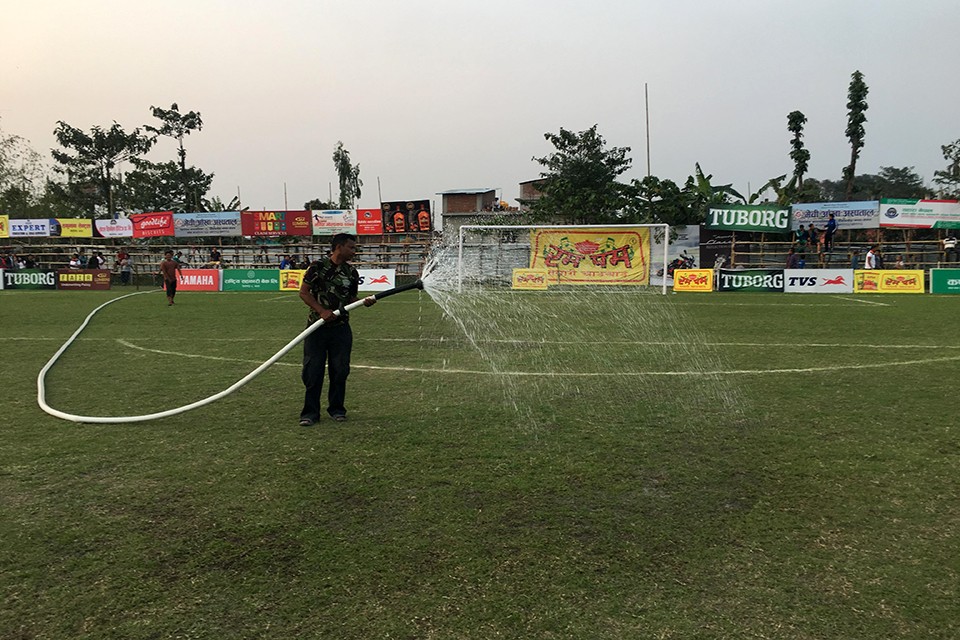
[159,250,183,306]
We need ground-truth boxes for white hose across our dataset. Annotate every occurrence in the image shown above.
[37,290,367,424]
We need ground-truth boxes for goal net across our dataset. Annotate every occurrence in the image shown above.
[455,224,670,294]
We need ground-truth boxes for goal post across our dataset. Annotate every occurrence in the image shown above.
[456,223,670,294]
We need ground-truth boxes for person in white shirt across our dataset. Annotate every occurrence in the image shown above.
[865,244,880,269]
[943,234,958,263]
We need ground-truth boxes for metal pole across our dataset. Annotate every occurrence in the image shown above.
[645,83,651,178]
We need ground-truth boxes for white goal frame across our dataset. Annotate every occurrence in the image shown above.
[457,223,670,295]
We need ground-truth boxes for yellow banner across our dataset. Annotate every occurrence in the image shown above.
[512,268,550,290]
[673,269,714,292]
[854,270,925,294]
[55,218,93,237]
[280,269,306,291]
[0,215,8,238]
[529,228,650,285]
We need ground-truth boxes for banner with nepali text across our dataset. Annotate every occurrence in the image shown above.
[94,218,133,237]
[356,208,384,235]
[791,201,879,231]
[311,210,357,236]
[529,228,650,285]
[879,199,960,229]
[512,269,550,290]
[53,218,93,237]
[174,212,242,237]
[854,270,924,293]
[673,269,713,292]
[0,215,7,237]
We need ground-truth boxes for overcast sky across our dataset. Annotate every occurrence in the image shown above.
[2,0,958,212]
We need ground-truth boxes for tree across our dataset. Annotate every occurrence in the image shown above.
[123,160,214,213]
[842,70,869,200]
[808,166,927,201]
[304,197,336,210]
[51,121,154,217]
[933,138,960,199]
[332,141,362,209]
[0,121,50,216]
[530,124,633,224]
[145,103,205,211]
[787,110,810,192]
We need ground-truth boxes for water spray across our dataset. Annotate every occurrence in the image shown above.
[37,280,425,424]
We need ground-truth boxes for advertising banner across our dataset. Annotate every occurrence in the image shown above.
[3,268,57,289]
[930,269,960,294]
[241,211,312,236]
[717,269,784,292]
[174,212,242,237]
[94,218,133,238]
[356,208,384,235]
[854,270,924,293]
[699,227,735,270]
[791,201,880,231]
[0,215,8,238]
[52,218,93,237]
[651,225,699,286]
[705,205,791,234]
[380,200,432,233]
[529,228,650,285]
[132,212,175,238]
[176,269,220,291]
[8,218,51,237]
[280,269,306,291]
[56,269,112,290]
[512,269,550,290]
[783,269,854,293]
[311,210,357,236]
[222,269,281,291]
[879,199,960,229]
[673,269,713,292]
[357,269,396,292]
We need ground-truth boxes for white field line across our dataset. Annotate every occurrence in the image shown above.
[116,339,960,377]
[831,295,891,306]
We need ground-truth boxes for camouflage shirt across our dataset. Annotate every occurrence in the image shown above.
[303,257,359,326]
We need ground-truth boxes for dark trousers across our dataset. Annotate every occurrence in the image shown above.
[300,322,352,421]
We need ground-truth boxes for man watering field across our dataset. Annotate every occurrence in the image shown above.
[297,233,376,426]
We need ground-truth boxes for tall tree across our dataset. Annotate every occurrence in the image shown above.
[530,124,633,224]
[123,160,214,213]
[51,121,154,217]
[146,103,204,210]
[786,110,810,192]
[842,70,869,200]
[0,121,50,216]
[332,141,362,209]
[933,138,960,199]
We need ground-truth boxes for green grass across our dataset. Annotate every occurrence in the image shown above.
[2,287,959,638]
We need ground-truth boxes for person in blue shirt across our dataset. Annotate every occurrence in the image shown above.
[824,213,838,251]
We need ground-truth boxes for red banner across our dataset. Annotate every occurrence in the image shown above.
[131,212,174,238]
[176,269,221,291]
[356,208,384,235]
[241,211,312,236]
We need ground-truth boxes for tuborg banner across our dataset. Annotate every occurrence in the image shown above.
[717,269,784,292]
[783,269,854,293]
[705,205,791,234]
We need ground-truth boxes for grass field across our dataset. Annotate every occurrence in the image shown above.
[2,285,959,638]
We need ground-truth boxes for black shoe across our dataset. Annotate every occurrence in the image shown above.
[299,418,316,427]
[331,414,347,423]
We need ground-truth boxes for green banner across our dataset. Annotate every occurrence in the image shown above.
[221,269,281,291]
[705,205,791,234]
[930,269,960,294]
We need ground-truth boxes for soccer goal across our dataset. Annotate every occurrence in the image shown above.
[456,224,670,294]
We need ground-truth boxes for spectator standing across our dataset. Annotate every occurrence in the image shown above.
[279,254,294,270]
[851,249,861,270]
[943,233,958,263]
[785,246,800,269]
[119,257,133,285]
[864,244,880,269]
[824,213,838,251]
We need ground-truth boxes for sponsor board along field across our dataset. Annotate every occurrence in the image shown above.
[1,288,958,639]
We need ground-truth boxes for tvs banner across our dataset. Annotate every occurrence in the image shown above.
[222,269,281,291]
[311,210,357,236]
[358,269,396,292]
[673,269,713,292]
[705,205,791,234]
[176,269,220,291]
[280,269,306,291]
[174,212,242,237]
[56,269,112,290]
[791,201,880,231]
[356,208,384,235]
[879,199,960,229]
[854,270,924,293]
[717,269,784,292]
[132,212,174,238]
[380,200,432,233]
[52,218,93,237]
[8,218,51,237]
[0,215,8,237]
[529,228,650,285]
[783,269,854,293]
[94,218,133,238]
[241,211,312,236]
[930,269,960,294]
[512,269,550,290]
[3,268,57,289]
